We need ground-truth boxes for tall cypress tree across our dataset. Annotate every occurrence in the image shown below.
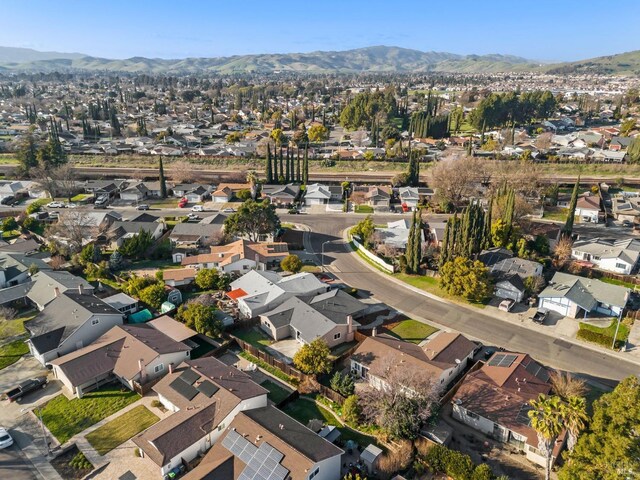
[273,144,278,182]
[285,147,290,182]
[279,147,284,183]
[303,144,309,185]
[266,143,273,183]
[482,197,493,250]
[159,156,167,198]
[563,176,580,237]
[296,148,301,183]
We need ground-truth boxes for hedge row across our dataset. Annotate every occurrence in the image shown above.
[576,329,623,349]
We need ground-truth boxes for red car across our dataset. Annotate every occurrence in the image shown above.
[178,197,188,208]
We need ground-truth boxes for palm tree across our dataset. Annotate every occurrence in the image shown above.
[550,371,587,401]
[561,396,588,451]
[528,394,564,480]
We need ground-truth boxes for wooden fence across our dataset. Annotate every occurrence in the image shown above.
[132,375,163,396]
[439,360,484,406]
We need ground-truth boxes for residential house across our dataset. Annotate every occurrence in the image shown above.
[0,238,40,254]
[609,136,633,151]
[0,252,51,289]
[364,186,391,208]
[452,352,563,468]
[374,219,425,251]
[173,183,213,202]
[25,292,124,365]
[571,237,640,275]
[132,357,269,478]
[102,292,139,316]
[538,272,629,318]
[228,270,329,318]
[163,268,197,287]
[181,239,288,273]
[478,248,544,302]
[591,150,627,163]
[261,184,301,206]
[304,183,341,206]
[82,179,126,198]
[169,214,226,250]
[142,181,173,198]
[212,183,252,203]
[351,331,476,389]
[24,271,93,310]
[398,187,434,210]
[119,182,150,202]
[108,220,164,249]
[611,194,640,222]
[259,289,366,348]
[575,192,602,223]
[49,321,192,398]
[182,406,344,480]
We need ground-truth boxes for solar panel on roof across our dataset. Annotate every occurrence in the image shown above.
[516,403,533,426]
[169,377,199,401]
[179,368,200,385]
[487,353,506,366]
[222,430,289,480]
[498,354,517,367]
[197,379,220,398]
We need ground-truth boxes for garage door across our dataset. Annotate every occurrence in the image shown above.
[540,299,568,316]
[495,287,520,302]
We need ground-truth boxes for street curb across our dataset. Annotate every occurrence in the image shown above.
[340,228,640,369]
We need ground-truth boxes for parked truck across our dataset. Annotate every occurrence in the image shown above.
[3,377,48,402]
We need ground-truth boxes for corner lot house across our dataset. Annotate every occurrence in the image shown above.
[49,321,192,398]
[452,352,563,468]
[25,292,124,365]
[571,237,640,275]
[351,332,476,389]
[538,272,629,318]
[182,405,344,480]
[133,357,268,478]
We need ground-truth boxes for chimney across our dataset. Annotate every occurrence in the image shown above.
[138,359,146,383]
[168,363,173,374]
[78,284,83,295]
[347,315,353,335]
[372,327,377,337]
[53,287,60,298]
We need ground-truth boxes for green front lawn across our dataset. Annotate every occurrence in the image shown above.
[41,386,140,444]
[601,277,637,289]
[579,320,630,341]
[0,339,29,370]
[542,207,569,222]
[354,205,374,214]
[394,272,486,308]
[234,327,273,350]
[85,405,159,455]
[260,379,293,405]
[282,398,378,447]
[389,319,439,344]
[300,265,321,273]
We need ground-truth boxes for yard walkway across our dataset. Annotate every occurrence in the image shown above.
[61,393,170,467]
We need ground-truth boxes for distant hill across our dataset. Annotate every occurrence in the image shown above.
[0,45,541,74]
[0,46,85,64]
[544,50,640,75]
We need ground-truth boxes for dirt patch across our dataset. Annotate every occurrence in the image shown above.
[50,445,93,480]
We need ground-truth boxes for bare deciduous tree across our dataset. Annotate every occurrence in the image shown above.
[46,210,109,254]
[553,236,574,269]
[550,371,588,401]
[168,160,195,183]
[359,357,440,440]
[429,154,487,206]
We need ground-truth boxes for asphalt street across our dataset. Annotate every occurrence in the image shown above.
[283,212,640,385]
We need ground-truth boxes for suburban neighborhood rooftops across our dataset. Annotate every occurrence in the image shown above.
[539,271,630,310]
[147,315,197,343]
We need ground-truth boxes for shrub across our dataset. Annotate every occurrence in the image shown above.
[69,451,92,470]
[25,199,48,215]
[576,328,624,349]
[22,216,41,232]
[151,400,163,409]
[423,444,498,480]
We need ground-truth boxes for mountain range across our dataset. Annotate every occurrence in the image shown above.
[0,45,638,75]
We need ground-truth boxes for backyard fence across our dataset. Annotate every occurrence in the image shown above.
[439,360,484,406]
[132,375,163,396]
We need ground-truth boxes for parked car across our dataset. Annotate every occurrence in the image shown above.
[221,207,236,213]
[136,204,150,210]
[498,299,515,312]
[187,213,200,221]
[178,197,188,208]
[3,376,48,402]
[0,428,13,449]
[531,308,549,325]
[1,196,16,205]
[191,205,204,212]
[622,220,633,228]
[94,195,109,207]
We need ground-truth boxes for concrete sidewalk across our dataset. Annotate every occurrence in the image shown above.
[12,413,63,480]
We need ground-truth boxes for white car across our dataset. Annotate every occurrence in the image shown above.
[187,213,200,220]
[191,205,204,212]
[0,428,13,449]
[46,202,65,208]
[221,207,236,213]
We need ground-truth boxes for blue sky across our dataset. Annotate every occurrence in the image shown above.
[2,0,639,62]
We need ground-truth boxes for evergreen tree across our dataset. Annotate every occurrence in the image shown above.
[273,144,279,182]
[563,177,580,238]
[279,147,284,183]
[266,143,273,183]
[296,148,301,183]
[158,156,167,198]
[482,197,493,250]
[285,147,290,182]
[303,144,309,185]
